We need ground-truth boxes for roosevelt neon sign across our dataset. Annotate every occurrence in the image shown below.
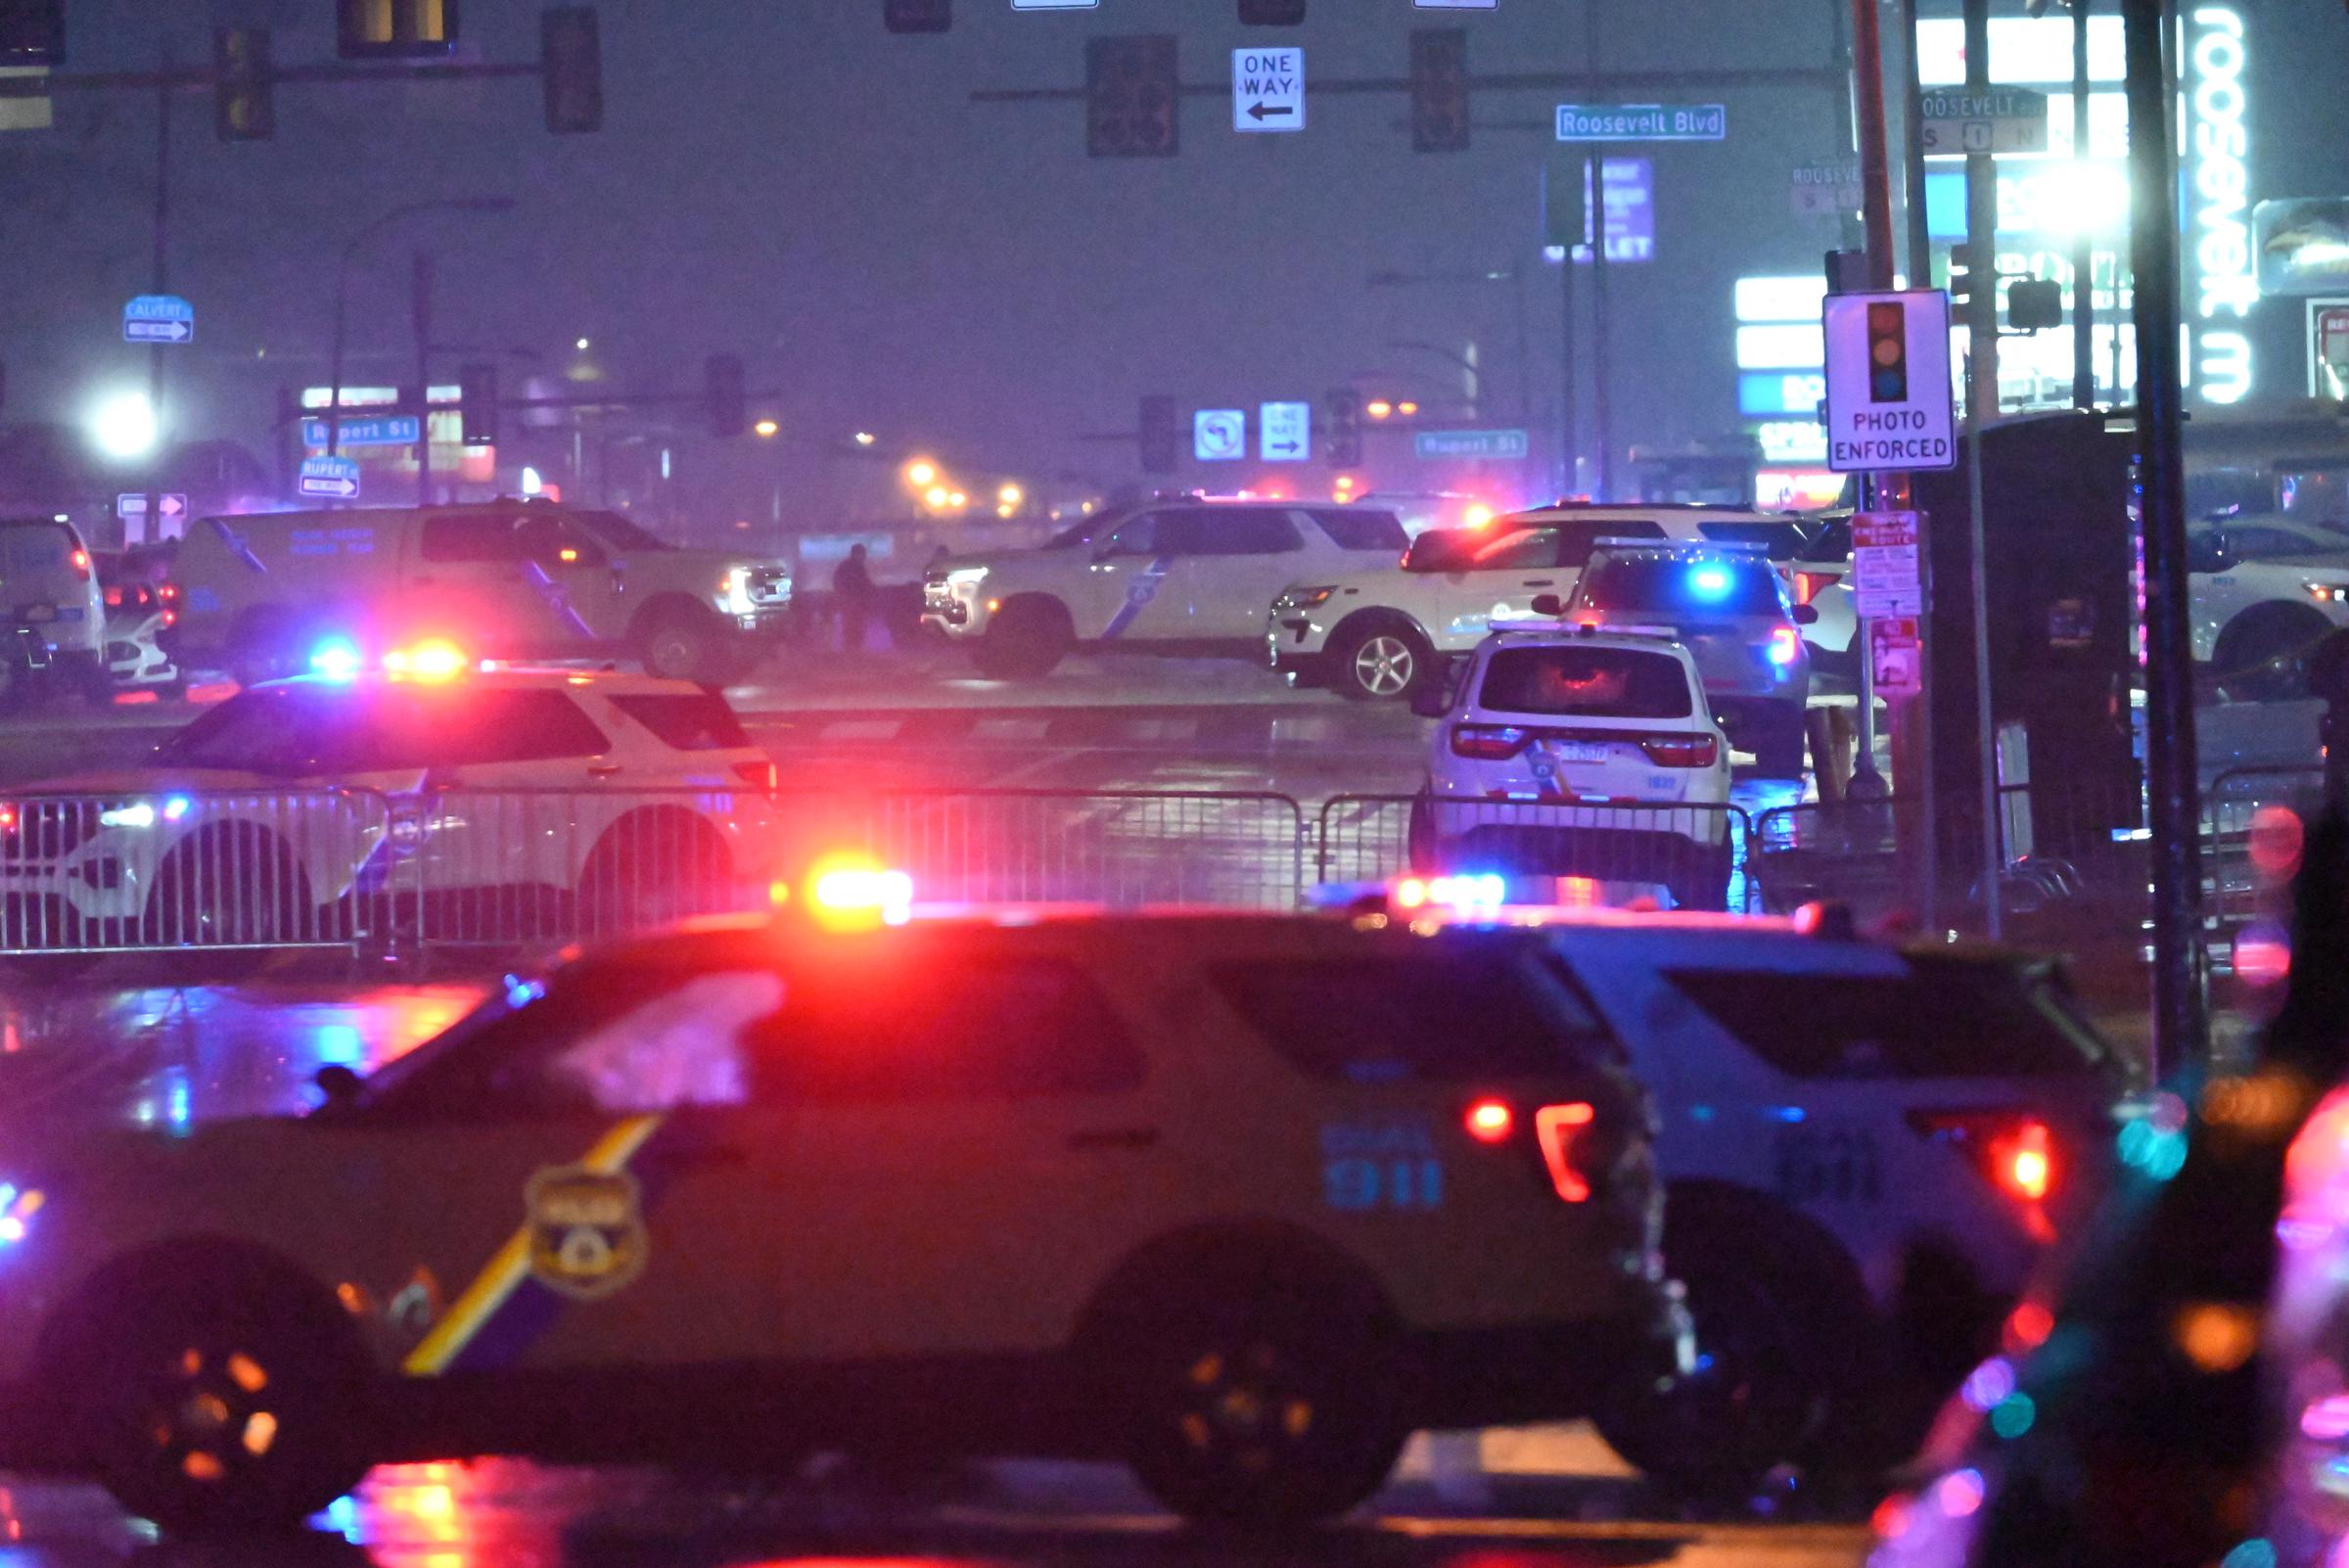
[2185,5,2254,405]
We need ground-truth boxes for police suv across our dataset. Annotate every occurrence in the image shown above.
[0,898,1685,1531]
[922,498,1408,678]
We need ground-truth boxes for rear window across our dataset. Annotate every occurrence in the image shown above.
[1696,521,1809,559]
[611,693,754,752]
[1478,646,1695,719]
[1162,507,1300,556]
[0,523,77,578]
[158,685,609,773]
[1661,957,2111,1079]
[1309,509,1409,552]
[1578,557,1785,616]
[1209,945,1608,1082]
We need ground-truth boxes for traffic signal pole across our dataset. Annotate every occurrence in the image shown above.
[1847,0,1900,808]
[140,54,171,547]
[2123,0,2207,1076]
[1963,0,2004,939]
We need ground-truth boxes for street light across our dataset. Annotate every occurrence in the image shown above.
[753,418,780,438]
[89,391,158,460]
[325,196,518,457]
[905,458,939,488]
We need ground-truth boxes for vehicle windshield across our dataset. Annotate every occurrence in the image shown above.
[1576,557,1785,616]
[573,510,674,552]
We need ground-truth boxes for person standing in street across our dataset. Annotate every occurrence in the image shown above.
[833,542,875,654]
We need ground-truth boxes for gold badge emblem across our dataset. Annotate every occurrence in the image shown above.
[525,1165,646,1300]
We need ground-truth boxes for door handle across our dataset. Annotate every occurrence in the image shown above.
[1067,1126,1160,1152]
[1521,578,1556,587]
[585,763,623,779]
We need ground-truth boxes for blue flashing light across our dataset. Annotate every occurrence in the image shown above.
[162,795,192,822]
[309,638,363,680]
[1688,564,1734,601]
[1771,1105,1808,1123]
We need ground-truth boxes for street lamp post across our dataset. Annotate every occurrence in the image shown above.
[324,197,516,462]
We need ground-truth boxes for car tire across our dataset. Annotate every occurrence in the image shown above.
[61,1258,371,1535]
[1101,1257,1405,1527]
[147,825,310,959]
[2213,603,2333,702]
[639,608,737,686]
[1591,1207,1881,1496]
[971,599,1072,680]
[1752,704,1808,779]
[578,808,735,939]
[1332,621,1431,703]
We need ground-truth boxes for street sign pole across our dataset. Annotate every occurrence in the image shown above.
[2124,0,2206,1077]
[141,56,170,550]
[1962,0,2003,942]
[1848,0,1901,809]
[1589,148,1613,500]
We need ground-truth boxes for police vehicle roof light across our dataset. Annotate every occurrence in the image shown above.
[384,640,470,682]
[801,857,916,929]
[309,639,363,680]
[1689,564,1734,601]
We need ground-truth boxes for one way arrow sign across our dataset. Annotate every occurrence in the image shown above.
[1232,47,1304,134]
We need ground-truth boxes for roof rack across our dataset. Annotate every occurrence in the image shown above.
[1591,534,1770,553]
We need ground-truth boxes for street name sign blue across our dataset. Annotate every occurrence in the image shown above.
[298,455,362,499]
[301,415,422,448]
[122,295,193,344]
[1415,429,1531,461]
[1555,104,1727,142]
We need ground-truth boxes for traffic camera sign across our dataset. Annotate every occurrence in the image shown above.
[1821,289,1956,473]
[1232,48,1302,133]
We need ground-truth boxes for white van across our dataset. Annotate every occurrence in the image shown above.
[0,517,109,706]
[165,502,791,687]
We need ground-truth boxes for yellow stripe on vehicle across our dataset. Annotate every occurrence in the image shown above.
[400,1113,664,1377]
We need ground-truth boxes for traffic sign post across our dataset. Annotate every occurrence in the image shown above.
[1259,401,1311,462]
[1554,103,1725,142]
[300,414,422,448]
[297,454,362,500]
[122,294,193,344]
[1414,429,1530,461]
[1918,87,2049,155]
[1821,289,1957,472]
[115,491,188,543]
[1232,48,1302,133]
[1194,409,1245,462]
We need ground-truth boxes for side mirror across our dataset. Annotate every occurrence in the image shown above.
[1530,593,1564,618]
[1792,603,1820,625]
[1408,682,1451,719]
[313,1064,364,1115]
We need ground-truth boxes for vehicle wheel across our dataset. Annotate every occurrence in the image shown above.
[1591,1209,1879,1496]
[63,1262,370,1535]
[78,662,117,709]
[970,599,1072,680]
[2213,604,2334,702]
[639,609,731,685]
[578,808,735,938]
[1753,705,1808,778]
[1664,845,1732,912]
[1405,791,1442,875]
[1333,622,1431,703]
[1100,1259,1405,1527]
[147,826,310,954]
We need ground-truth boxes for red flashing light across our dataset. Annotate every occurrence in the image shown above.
[1794,570,1832,606]
[1997,1121,2055,1203]
[2249,805,2305,881]
[2004,1300,2055,1352]
[69,549,88,578]
[1534,1101,1596,1202]
[1464,1098,1514,1144]
[1911,1109,2059,1208]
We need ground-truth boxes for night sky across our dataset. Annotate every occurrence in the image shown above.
[3,0,2344,531]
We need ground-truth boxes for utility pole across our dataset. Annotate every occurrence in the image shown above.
[1900,0,1933,286]
[1848,0,1900,807]
[412,250,434,506]
[2124,0,2205,1076]
[2071,0,2096,409]
[1586,0,1612,502]
[139,53,171,548]
[1960,0,2004,939]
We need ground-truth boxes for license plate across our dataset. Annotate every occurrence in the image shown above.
[1543,741,1609,764]
[23,605,54,623]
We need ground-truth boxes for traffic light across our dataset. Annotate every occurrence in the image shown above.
[1326,390,1362,469]
[1087,35,1178,159]
[1948,242,1977,327]
[337,0,455,60]
[1409,28,1469,153]
[884,0,950,31]
[1238,0,1306,22]
[1139,395,1179,475]
[1865,300,1909,403]
[459,362,498,446]
[541,8,602,134]
[2007,277,2063,332]
[212,27,273,143]
[706,355,746,439]
[0,0,62,64]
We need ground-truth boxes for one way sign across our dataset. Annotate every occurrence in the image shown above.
[1232,48,1304,133]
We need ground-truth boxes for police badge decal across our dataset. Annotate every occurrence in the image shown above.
[526,1164,648,1300]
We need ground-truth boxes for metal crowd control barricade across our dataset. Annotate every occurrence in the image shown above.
[0,787,393,957]
[1313,793,1758,912]
[2203,764,2325,972]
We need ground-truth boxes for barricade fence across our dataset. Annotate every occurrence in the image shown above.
[0,777,2320,971]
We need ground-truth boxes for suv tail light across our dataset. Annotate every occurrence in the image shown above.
[733,760,779,791]
[1535,1102,1597,1202]
[1638,733,1718,768]
[1908,1109,2061,1216]
[1768,625,1802,666]
[1450,723,1530,761]
[1794,570,1833,605]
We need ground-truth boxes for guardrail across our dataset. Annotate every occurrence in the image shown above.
[1316,793,1758,912]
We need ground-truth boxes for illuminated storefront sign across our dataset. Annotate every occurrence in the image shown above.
[1739,372,1826,417]
[1757,420,1829,465]
[2182,5,2254,405]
